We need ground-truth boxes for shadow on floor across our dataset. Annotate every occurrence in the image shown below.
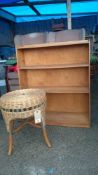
[0,75,98,175]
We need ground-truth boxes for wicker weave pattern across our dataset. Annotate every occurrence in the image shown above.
[0,89,46,132]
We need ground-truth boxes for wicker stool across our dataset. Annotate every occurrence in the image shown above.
[0,89,51,155]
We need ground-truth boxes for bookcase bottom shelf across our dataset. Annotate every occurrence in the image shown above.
[46,112,90,128]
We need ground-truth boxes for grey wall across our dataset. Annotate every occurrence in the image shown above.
[73,15,97,34]
[15,15,98,35]
[0,14,98,47]
[0,18,15,47]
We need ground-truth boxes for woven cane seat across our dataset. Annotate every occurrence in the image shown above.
[0,89,51,155]
[0,89,46,132]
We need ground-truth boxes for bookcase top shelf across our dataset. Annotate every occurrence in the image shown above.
[17,40,89,49]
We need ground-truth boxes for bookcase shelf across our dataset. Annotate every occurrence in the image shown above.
[25,86,89,93]
[16,40,90,128]
[46,112,89,128]
[19,64,89,70]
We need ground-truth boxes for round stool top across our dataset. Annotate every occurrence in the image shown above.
[0,89,46,111]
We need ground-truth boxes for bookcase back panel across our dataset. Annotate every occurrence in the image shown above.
[46,93,89,112]
[26,68,89,87]
[23,44,89,66]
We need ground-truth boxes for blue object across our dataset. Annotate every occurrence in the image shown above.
[3,6,36,16]
[48,167,56,175]
[3,2,98,16]
[0,0,21,4]
[0,1,98,22]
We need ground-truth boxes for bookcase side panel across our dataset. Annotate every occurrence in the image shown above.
[18,70,28,89]
[16,49,25,66]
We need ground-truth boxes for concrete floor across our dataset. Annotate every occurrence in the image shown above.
[0,75,98,175]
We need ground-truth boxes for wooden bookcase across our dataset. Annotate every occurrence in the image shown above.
[16,40,90,128]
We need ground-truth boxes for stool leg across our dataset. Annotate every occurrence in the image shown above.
[8,120,14,155]
[41,115,52,148]
[8,133,13,155]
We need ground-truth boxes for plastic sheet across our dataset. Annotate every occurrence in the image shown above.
[14,29,85,46]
